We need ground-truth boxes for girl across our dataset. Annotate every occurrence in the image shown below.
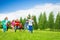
[15,19,20,32]
[11,20,15,31]
[2,17,9,32]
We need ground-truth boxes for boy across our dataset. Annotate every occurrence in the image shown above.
[28,17,34,33]
[24,19,29,30]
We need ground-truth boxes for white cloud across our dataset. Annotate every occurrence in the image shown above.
[0,3,60,21]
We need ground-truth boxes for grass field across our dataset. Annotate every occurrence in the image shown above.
[0,29,60,40]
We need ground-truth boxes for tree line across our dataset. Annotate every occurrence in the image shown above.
[0,12,60,31]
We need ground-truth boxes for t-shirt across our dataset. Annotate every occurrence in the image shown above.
[2,20,9,28]
[28,19,34,26]
[11,21,15,26]
[2,20,9,25]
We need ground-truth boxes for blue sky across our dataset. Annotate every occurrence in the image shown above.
[0,0,60,13]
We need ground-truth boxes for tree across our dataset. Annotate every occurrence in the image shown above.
[20,17,23,23]
[38,12,47,30]
[42,12,47,29]
[48,12,54,30]
[55,12,60,30]
[33,16,38,30]
[38,13,43,29]
[22,18,26,26]
[0,21,2,28]
[20,17,26,29]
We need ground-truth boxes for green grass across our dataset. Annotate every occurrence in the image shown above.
[0,29,60,40]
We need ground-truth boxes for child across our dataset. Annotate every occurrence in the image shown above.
[24,19,29,30]
[15,19,20,32]
[2,17,9,32]
[28,17,34,33]
[11,20,15,31]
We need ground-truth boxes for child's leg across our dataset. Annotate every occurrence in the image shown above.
[12,27,14,30]
[15,26,18,32]
[3,28,5,32]
[27,25,29,30]
[7,26,8,31]
[3,25,7,32]
[3,28,7,32]
[14,26,17,32]
[12,26,14,30]
[31,29,33,33]
[24,24,26,30]
[29,25,33,33]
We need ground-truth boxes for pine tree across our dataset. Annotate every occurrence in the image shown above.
[38,12,47,30]
[0,21,2,28]
[20,17,23,23]
[33,16,38,30]
[55,12,60,30]
[48,12,54,30]
[38,13,43,29]
[42,12,47,29]
[20,17,26,29]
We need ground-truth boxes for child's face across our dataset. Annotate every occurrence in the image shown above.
[16,19,19,22]
[5,17,8,20]
[16,19,18,21]
[12,20,15,22]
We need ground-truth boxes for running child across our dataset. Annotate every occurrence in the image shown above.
[2,17,9,32]
[14,19,20,32]
[11,20,15,31]
[24,19,29,30]
[28,17,34,33]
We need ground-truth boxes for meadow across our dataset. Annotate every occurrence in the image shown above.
[0,29,60,40]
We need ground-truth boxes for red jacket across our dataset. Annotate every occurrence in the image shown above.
[15,21,20,26]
